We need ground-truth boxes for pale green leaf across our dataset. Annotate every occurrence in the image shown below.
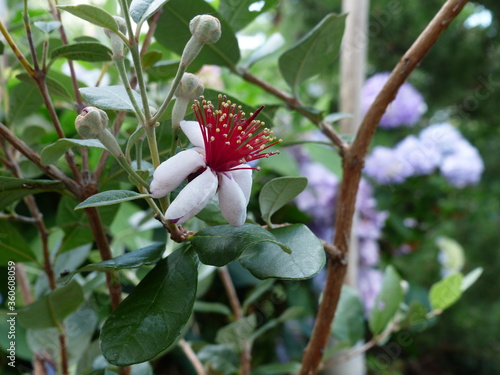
[75,190,150,210]
[41,138,106,165]
[429,273,463,311]
[79,86,144,112]
[57,5,119,33]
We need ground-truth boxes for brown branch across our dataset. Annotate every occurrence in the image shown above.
[179,339,207,375]
[238,69,347,154]
[218,267,251,375]
[298,1,470,374]
[0,123,80,196]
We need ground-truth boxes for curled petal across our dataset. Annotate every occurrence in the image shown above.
[165,168,218,224]
[150,149,206,198]
[229,167,253,205]
[218,173,247,227]
[180,120,205,148]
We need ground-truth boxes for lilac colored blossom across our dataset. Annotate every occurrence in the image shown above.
[394,135,441,176]
[419,122,463,155]
[359,239,380,267]
[358,268,384,316]
[364,146,412,184]
[440,140,484,188]
[361,72,426,129]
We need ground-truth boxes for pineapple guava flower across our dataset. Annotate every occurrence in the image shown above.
[150,96,281,226]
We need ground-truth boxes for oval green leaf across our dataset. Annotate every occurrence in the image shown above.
[0,220,38,264]
[79,86,144,112]
[41,138,106,165]
[75,190,150,210]
[50,42,112,62]
[278,13,346,93]
[239,224,325,280]
[57,5,119,33]
[18,280,84,329]
[0,177,64,211]
[259,176,308,226]
[155,0,240,68]
[332,285,365,345]
[130,0,171,24]
[219,0,279,32]
[429,273,463,311]
[191,224,290,267]
[101,248,198,365]
[368,265,404,335]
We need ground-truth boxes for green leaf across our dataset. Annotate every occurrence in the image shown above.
[141,51,163,70]
[79,86,144,112]
[145,60,180,82]
[0,176,64,211]
[259,177,308,226]
[0,220,38,264]
[429,273,463,311]
[8,81,43,123]
[197,344,239,374]
[33,20,61,34]
[59,243,165,284]
[41,138,106,165]
[57,5,119,33]
[101,248,198,365]
[215,314,257,349]
[50,42,112,62]
[253,362,302,375]
[155,0,240,68]
[56,197,94,254]
[219,0,279,32]
[461,267,483,292]
[369,265,404,335]
[400,301,428,329]
[130,0,172,24]
[250,306,303,342]
[278,13,346,93]
[242,279,275,311]
[17,280,84,329]
[16,73,72,101]
[75,190,150,210]
[194,301,232,316]
[191,224,290,267]
[0,41,4,55]
[239,224,325,280]
[332,285,365,345]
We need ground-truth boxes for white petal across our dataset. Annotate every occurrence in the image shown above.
[218,173,248,227]
[230,167,253,204]
[165,168,218,224]
[180,121,205,148]
[150,149,206,198]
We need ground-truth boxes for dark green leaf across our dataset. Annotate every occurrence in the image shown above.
[33,21,61,34]
[239,224,325,280]
[250,306,303,342]
[79,86,144,112]
[56,197,94,254]
[253,363,302,375]
[259,177,308,226]
[332,285,365,345]
[0,41,4,55]
[0,220,38,264]
[17,280,84,329]
[195,198,227,226]
[215,314,256,349]
[191,224,290,267]
[16,73,72,101]
[57,5,119,33]
[8,81,43,123]
[242,279,275,311]
[145,60,180,82]
[75,190,150,210]
[59,243,165,284]
[41,138,106,165]
[369,265,404,335]
[155,0,240,68]
[400,301,428,329]
[279,13,346,93]
[0,176,64,211]
[429,273,463,311]
[141,51,163,70]
[50,42,112,62]
[130,0,172,24]
[101,248,198,365]
[219,0,279,31]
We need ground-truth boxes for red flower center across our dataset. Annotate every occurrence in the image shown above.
[192,95,281,172]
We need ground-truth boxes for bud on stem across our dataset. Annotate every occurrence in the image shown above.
[181,15,221,67]
[172,73,204,128]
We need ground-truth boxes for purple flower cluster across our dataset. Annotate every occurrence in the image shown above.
[364,122,484,188]
[295,151,387,315]
[361,72,427,129]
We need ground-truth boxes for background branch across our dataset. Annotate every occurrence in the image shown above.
[299,1,470,374]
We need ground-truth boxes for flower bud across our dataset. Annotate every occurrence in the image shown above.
[104,17,127,58]
[104,16,127,38]
[189,15,221,45]
[175,73,204,101]
[172,74,204,129]
[75,107,108,139]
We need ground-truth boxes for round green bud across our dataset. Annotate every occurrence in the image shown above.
[75,107,108,139]
[175,73,204,101]
[189,15,221,45]
[104,16,127,38]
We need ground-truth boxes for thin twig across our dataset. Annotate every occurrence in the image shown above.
[179,339,207,375]
[298,1,470,374]
[218,267,251,375]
